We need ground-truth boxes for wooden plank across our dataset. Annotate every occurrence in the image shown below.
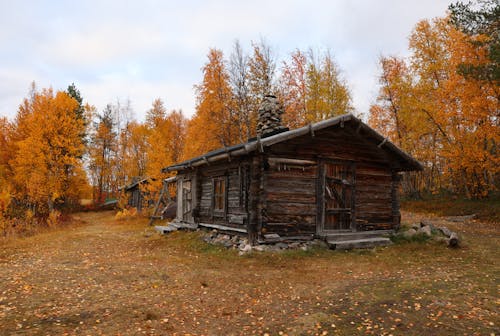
[266,178,316,191]
[267,192,316,203]
[199,222,248,233]
[267,169,318,178]
[266,214,316,225]
[267,202,317,216]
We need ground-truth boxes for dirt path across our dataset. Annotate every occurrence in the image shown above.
[0,211,498,335]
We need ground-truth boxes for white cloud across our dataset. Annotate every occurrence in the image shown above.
[79,73,195,120]
[0,0,452,122]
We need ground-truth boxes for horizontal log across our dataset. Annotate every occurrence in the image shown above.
[439,226,453,237]
[356,185,392,191]
[266,178,316,190]
[268,157,317,165]
[355,167,392,177]
[267,192,316,203]
[267,202,317,215]
[266,214,316,225]
[267,169,317,178]
[356,195,392,202]
[356,174,392,182]
[264,223,316,235]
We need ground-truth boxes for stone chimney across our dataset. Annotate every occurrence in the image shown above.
[256,95,288,137]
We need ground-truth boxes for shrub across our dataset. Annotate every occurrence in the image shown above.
[114,207,138,221]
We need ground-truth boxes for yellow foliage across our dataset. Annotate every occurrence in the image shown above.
[114,207,138,221]
[0,187,11,216]
[369,17,499,197]
[11,87,86,211]
[183,49,236,160]
[47,210,61,227]
[25,209,34,222]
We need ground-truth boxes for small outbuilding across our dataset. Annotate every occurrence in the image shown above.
[162,95,422,248]
[121,177,152,212]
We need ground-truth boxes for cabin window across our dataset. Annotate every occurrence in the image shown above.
[213,177,226,214]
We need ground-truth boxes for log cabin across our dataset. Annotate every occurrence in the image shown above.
[162,95,422,248]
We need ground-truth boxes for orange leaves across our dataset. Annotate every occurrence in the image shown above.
[370,16,499,198]
[146,106,186,182]
[184,49,236,159]
[280,49,352,127]
[280,50,308,128]
[10,87,86,211]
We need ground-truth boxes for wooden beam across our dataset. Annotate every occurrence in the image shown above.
[268,157,316,166]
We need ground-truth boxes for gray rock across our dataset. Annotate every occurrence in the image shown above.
[310,239,328,248]
[403,228,417,238]
[263,233,280,240]
[419,225,432,237]
[275,242,288,249]
[240,244,252,253]
[253,245,267,252]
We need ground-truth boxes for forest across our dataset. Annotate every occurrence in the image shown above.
[0,1,498,229]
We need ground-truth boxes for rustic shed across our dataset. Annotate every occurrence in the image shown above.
[162,95,422,248]
[122,177,152,212]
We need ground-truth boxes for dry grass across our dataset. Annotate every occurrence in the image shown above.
[401,193,500,223]
[0,210,498,335]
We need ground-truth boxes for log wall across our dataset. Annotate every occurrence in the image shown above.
[195,161,248,230]
[266,124,398,232]
[264,162,318,236]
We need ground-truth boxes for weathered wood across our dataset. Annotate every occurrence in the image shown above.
[266,214,316,225]
[267,202,317,216]
[267,157,316,165]
[267,192,316,203]
[166,112,421,243]
[448,232,459,247]
[439,226,453,237]
[437,226,460,247]
[198,222,247,233]
[228,213,247,225]
[247,156,261,244]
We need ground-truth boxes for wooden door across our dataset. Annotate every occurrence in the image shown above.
[320,162,355,232]
[181,179,192,222]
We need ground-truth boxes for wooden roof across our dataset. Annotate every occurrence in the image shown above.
[163,113,423,173]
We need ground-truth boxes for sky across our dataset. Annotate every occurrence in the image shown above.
[0,0,452,121]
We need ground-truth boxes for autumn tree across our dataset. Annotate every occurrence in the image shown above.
[449,0,499,84]
[146,100,187,181]
[0,118,13,184]
[229,40,252,141]
[11,87,86,212]
[146,98,167,129]
[183,48,236,159]
[370,15,499,198]
[279,49,308,128]
[278,49,352,127]
[88,104,118,203]
[305,50,352,122]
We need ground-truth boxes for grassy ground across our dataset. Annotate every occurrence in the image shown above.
[401,193,500,223]
[0,211,498,335]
